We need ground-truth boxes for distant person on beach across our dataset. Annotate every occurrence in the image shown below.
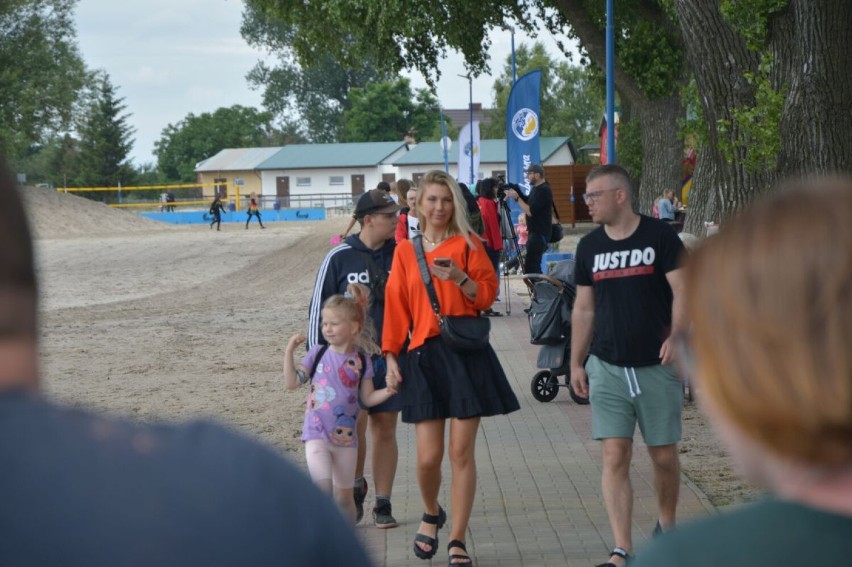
[383,170,520,566]
[571,164,686,567]
[633,178,852,566]
[284,283,396,522]
[309,188,402,529]
[341,181,393,240]
[209,195,226,230]
[246,196,265,229]
[0,160,372,566]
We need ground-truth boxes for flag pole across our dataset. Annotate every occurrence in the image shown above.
[606,0,616,164]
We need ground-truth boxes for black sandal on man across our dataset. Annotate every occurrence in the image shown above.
[447,539,472,565]
[412,506,446,560]
[596,547,631,567]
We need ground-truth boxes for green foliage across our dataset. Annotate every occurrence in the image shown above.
[483,43,603,144]
[74,74,136,188]
[618,19,682,99]
[0,0,87,158]
[721,0,788,50]
[340,78,442,142]
[241,3,392,141]
[617,114,643,185]
[716,59,784,172]
[154,105,281,182]
[678,79,708,151]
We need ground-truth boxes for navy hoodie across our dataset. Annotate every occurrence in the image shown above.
[307,234,396,349]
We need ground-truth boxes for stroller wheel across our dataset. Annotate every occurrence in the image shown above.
[531,370,559,402]
[567,381,590,405]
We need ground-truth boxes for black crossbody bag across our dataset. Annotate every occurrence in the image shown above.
[412,235,490,353]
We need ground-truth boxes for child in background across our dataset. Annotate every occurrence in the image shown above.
[283,283,396,522]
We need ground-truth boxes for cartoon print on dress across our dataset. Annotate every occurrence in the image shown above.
[309,378,336,410]
[338,355,362,388]
[331,406,357,446]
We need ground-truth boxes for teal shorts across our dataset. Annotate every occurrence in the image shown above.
[586,354,682,446]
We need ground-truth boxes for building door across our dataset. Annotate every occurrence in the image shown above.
[214,177,227,199]
[351,174,365,203]
[412,172,424,186]
[382,173,396,185]
[276,176,290,208]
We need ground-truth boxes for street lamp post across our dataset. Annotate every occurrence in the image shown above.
[458,73,474,186]
[606,0,616,164]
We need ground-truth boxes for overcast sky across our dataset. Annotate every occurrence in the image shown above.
[75,0,575,165]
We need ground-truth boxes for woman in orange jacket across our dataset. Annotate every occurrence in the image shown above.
[383,170,520,566]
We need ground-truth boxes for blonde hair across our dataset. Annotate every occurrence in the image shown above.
[685,176,852,465]
[321,283,381,356]
[416,170,478,249]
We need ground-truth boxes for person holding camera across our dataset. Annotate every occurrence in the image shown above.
[504,163,552,275]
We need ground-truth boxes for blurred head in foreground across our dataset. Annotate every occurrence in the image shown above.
[685,176,852,488]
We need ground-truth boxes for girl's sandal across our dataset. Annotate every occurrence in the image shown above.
[447,539,472,565]
[412,506,446,560]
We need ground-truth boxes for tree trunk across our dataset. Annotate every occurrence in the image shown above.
[634,93,684,215]
[772,0,852,178]
[674,1,772,236]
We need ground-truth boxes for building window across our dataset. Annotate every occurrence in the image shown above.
[296,177,311,187]
[329,176,344,186]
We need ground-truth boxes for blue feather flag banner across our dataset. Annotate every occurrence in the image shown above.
[506,70,542,196]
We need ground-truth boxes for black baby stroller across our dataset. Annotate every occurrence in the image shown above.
[523,259,590,404]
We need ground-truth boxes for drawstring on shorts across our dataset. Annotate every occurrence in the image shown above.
[623,367,642,398]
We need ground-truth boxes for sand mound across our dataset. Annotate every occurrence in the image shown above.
[19,186,172,239]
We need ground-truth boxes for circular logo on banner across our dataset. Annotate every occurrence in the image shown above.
[511,108,539,141]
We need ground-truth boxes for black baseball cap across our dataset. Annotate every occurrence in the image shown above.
[355,189,400,218]
[525,164,545,175]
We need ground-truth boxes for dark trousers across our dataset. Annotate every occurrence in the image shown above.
[523,232,548,275]
[485,245,501,294]
[246,211,264,228]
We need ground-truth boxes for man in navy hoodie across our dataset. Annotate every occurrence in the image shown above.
[308,188,401,528]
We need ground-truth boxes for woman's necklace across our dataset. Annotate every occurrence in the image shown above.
[422,232,448,245]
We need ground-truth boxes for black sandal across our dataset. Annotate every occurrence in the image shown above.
[595,547,631,567]
[413,506,446,560]
[447,539,472,565]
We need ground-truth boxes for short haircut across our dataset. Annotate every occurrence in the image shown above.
[586,164,633,197]
[685,176,852,465]
[0,160,38,339]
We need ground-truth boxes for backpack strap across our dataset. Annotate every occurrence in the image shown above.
[309,344,330,380]
[359,352,367,380]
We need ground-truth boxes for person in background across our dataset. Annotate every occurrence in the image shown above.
[633,177,852,566]
[310,188,402,529]
[209,194,226,231]
[0,160,372,566]
[504,163,552,276]
[571,164,686,567]
[657,190,676,221]
[246,196,265,229]
[383,170,520,566]
[341,181,394,240]
[396,185,420,243]
[284,283,396,523]
[476,177,503,315]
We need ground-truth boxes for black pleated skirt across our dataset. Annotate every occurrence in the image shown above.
[398,335,521,423]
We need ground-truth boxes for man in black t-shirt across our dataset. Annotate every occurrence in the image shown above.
[505,163,552,274]
[570,164,686,567]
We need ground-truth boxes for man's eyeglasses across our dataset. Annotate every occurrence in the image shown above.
[582,188,620,203]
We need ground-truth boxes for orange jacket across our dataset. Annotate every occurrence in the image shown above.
[382,235,497,355]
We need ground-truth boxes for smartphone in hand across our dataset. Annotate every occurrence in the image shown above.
[434,258,451,267]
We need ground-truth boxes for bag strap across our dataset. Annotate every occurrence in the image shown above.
[412,235,443,323]
[309,344,330,380]
[310,345,368,381]
[551,202,561,222]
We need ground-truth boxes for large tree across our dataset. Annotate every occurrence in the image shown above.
[0,0,87,161]
[153,105,284,182]
[483,42,603,146]
[341,78,442,143]
[241,3,391,142]
[74,73,135,188]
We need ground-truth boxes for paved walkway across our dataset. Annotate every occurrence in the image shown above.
[358,291,715,566]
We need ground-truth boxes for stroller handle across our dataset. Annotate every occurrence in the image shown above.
[522,273,566,290]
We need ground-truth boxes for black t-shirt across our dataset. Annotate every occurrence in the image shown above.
[522,181,553,236]
[575,215,684,366]
[0,392,373,566]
